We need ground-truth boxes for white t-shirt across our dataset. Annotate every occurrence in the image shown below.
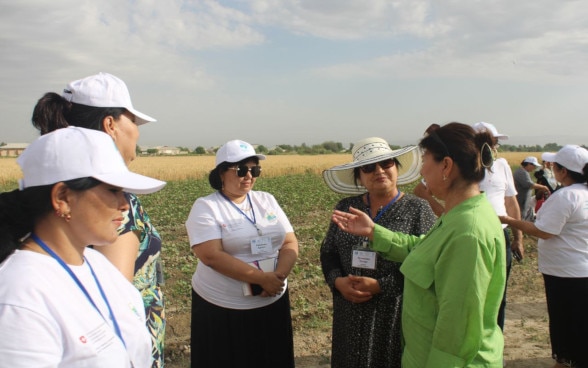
[0,248,151,368]
[185,190,294,309]
[480,157,518,228]
[535,183,588,277]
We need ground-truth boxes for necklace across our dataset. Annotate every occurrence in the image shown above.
[219,191,262,236]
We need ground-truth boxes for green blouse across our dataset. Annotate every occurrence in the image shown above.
[372,194,506,367]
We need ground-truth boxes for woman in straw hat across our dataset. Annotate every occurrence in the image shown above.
[331,123,506,367]
[321,137,436,367]
[31,72,166,367]
[0,127,165,367]
[501,145,588,368]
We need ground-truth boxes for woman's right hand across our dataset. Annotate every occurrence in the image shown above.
[259,271,286,297]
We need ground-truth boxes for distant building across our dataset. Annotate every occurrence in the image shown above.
[139,145,183,155]
[0,143,28,157]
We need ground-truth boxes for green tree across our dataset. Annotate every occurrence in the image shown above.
[194,146,206,154]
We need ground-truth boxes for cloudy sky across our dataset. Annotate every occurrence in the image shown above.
[2,0,587,149]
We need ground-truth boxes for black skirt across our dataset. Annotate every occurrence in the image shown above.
[543,274,588,367]
[191,288,295,368]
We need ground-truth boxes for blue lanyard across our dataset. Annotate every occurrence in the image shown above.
[30,234,127,349]
[220,192,263,236]
[367,191,402,223]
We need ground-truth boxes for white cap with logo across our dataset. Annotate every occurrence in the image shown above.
[215,140,266,167]
[18,127,166,194]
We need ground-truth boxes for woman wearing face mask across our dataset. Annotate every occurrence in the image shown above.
[0,127,165,367]
[30,72,166,367]
[185,139,299,367]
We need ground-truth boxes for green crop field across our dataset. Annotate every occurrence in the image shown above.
[0,154,552,367]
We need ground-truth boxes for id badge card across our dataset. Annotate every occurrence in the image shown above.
[250,236,273,254]
[351,248,377,270]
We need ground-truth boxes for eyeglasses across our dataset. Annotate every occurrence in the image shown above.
[360,159,395,173]
[228,165,262,178]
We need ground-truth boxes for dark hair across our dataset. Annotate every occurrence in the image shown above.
[420,122,494,184]
[554,162,588,184]
[352,158,402,187]
[208,157,260,190]
[0,177,101,262]
[32,92,126,134]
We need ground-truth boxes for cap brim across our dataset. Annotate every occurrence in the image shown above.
[128,107,156,126]
[94,172,166,195]
[322,146,422,195]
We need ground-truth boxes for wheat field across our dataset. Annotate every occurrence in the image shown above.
[0,152,540,185]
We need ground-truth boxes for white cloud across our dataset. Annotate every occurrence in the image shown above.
[1,0,587,147]
[242,0,588,82]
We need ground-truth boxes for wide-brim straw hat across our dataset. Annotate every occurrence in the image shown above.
[322,137,422,195]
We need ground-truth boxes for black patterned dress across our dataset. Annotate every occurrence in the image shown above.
[321,194,436,368]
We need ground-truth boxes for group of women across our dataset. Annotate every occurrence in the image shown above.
[0,72,587,368]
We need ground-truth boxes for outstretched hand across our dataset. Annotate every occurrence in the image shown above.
[332,206,375,240]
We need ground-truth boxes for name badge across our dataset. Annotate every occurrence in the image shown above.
[250,236,272,254]
[351,249,377,270]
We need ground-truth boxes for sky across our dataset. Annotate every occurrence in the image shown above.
[1,0,588,150]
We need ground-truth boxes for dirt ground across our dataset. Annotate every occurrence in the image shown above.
[164,298,552,368]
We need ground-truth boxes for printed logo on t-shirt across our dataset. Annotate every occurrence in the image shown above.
[264,211,277,223]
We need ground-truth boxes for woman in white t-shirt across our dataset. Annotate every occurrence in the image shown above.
[0,127,165,368]
[501,144,588,368]
[185,139,299,367]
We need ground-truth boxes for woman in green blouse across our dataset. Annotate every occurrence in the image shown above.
[332,122,506,368]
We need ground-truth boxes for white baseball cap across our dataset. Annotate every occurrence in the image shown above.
[542,145,588,174]
[472,122,509,140]
[215,140,266,167]
[523,156,542,167]
[18,127,166,194]
[62,72,156,125]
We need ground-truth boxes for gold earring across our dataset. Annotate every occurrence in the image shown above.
[443,175,447,181]
[55,210,72,221]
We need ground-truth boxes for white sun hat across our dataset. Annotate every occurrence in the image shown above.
[215,139,266,167]
[18,127,166,194]
[542,145,588,174]
[322,137,422,195]
[62,72,156,125]
[472,122,509,140]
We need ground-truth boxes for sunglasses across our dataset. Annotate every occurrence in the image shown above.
[360,159,395,173]
[228,165,262,178]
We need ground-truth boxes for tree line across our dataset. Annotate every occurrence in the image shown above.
[177,141,587,156]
